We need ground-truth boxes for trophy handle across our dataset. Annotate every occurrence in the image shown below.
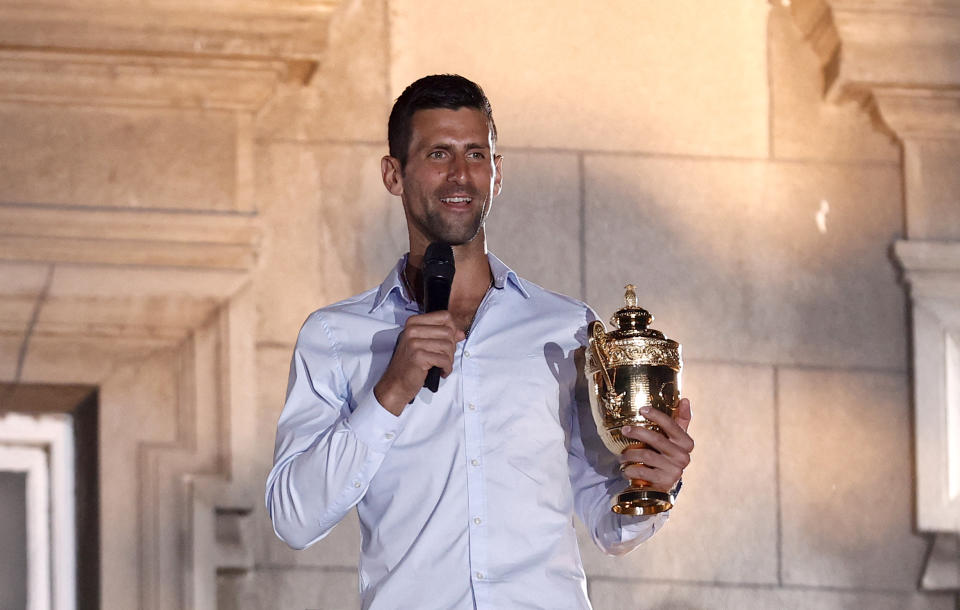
[588,320,615,393]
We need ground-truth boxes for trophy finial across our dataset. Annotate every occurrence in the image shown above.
[611,284,655,333]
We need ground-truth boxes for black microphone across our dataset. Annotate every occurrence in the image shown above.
[422,242,455,392]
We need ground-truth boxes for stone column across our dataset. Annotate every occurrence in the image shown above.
[789,0,960,590]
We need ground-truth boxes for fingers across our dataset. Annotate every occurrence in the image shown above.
[620,445,673,472]
[399,313,462,371]
[675,397,692,432]
[628,404,695,455]
[620,461,682,492]
[403,311,463,341]
[618,399,694,492]
[373,312,464,414]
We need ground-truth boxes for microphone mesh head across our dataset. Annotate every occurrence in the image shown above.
[423,242,455,281]
[424,242,454,266]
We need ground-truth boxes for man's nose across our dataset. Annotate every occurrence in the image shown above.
[447,156,467,183]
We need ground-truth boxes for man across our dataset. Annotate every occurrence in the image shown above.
[266,74,693,609]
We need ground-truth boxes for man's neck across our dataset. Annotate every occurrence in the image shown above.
[405,239,493,332]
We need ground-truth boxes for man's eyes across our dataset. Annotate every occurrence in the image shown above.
[427,150,487,160]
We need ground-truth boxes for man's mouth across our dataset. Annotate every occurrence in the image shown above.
[440,196,473,207]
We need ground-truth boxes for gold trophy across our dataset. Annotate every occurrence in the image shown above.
[585,284,682,515]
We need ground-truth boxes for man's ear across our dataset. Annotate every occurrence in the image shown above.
[493,154,503,197]
[381,156,404,196]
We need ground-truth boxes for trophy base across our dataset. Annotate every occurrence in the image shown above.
[612,489,674,515]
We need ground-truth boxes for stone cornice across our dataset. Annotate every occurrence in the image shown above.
[0,0,345,109]
[0,204,261,271]
[896,240,960,272]
[0,47,310,110]
[0,204,261,345]
[872,88,960,139]
[0,1,340,58]
[895,240,960,301]
[788,0,960,105]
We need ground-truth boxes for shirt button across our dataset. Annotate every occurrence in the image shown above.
[470,459,480,467]
[473,517,482,525]
[468,403,476,411]
[353,481,362,488]
[464,350,471,358]
[475,572,484,580]
[384,432,395,440]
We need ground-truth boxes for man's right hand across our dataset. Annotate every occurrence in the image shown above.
[374,311,465,416]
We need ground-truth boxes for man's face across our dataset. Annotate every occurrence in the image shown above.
[383,107,502,250]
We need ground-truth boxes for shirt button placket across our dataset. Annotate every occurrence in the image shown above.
[462,344,488,601]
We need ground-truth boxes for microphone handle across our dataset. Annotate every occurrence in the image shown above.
[424,365,441,392]
[423,277,452,392]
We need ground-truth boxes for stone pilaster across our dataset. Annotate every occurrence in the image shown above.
[788,0,960,590]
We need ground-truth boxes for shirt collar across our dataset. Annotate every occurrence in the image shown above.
[487,251,530,298]
[370,251,530,313]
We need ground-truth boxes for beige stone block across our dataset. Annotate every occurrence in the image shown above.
[905,139,960,241]
[252,143,323,343]
[17,335,166,386]
[584,156,906,369]
[779,368,928,589]
[256,0,389,142]
[218,567,359,610]
[34,293,215,343]
[485,150,581,298]
[768,6,899,163]
[96,349,181,610]
[577,362,778,584]
[0,262,49,354]
[0,335,23,382]
[587,580,956,610]
[253,142,406,343]
[256,345,363,568]
[0,261,49,295]
[389,1,769,157]
[309,144,408,302]
[755,162,907,368]
[0,104,237,211]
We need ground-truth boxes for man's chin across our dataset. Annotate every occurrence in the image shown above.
[427,224,484,247]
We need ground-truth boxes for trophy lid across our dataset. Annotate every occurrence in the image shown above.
[610,284,666,340]
[585,284,682,374]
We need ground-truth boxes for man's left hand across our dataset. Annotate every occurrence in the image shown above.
[619,398,693,493]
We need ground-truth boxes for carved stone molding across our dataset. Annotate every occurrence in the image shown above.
[0,204,261,347]
[0,0,341,58]
[894,240,960,590]
[0,48,310,111]
[0,204,260,271]
[0,206,261,606]
[0,0,346,109]
[787,0,960,103]
[872,89,960,139]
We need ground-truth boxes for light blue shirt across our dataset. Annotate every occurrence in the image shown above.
[266,253,668,609]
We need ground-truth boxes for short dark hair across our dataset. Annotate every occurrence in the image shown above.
[388,74,497,168]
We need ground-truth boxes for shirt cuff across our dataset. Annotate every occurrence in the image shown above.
[618,511,668,543]
[346,391,408,454]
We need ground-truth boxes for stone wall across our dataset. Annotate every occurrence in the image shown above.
[225,2,953,609]
[1,0,957,608]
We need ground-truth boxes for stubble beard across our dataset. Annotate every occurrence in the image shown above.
[415,193,490,246]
